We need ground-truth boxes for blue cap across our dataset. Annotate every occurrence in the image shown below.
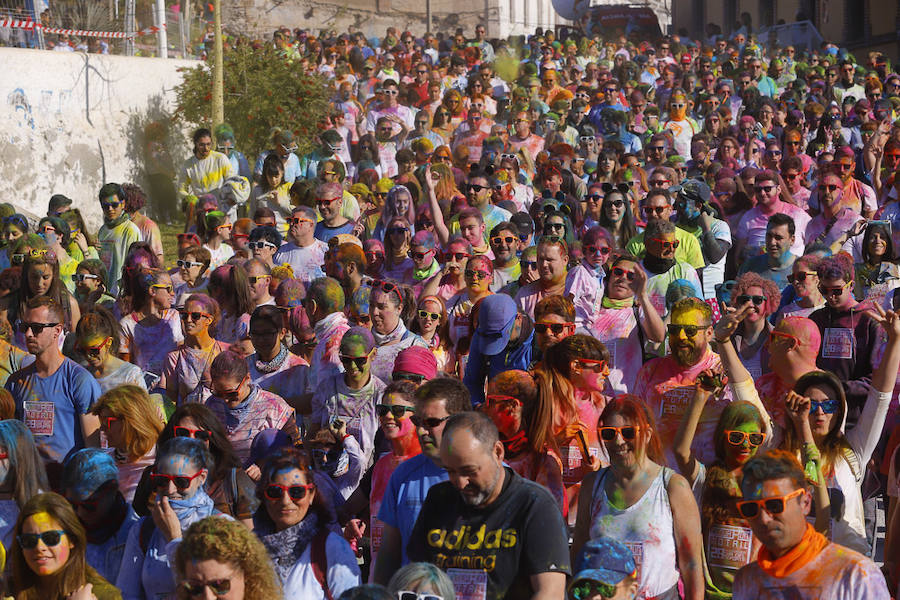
[570,537,637,589]
[472,294,518,355]
[62,448,119,501]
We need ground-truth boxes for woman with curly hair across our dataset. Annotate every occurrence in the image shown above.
[174,516,281,600]
[727,272,782,380]
[11,492,121,600]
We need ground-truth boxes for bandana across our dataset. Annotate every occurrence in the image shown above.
[372,319,409,347]
[255,343,289,374]
[757,522,828,578]
[257,512,320,584]
[602,295,634,309]
[168,488,217,525]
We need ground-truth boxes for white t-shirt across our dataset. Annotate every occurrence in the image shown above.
[274,240,328,285]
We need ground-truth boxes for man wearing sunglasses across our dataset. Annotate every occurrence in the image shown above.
[488,222,521,292]
[274,206,327,286]
[733,170,810,264]
[449,170,511,247]
[62,448,139,583]
[407,412,570,600]
[626,190,705,270]
[374,377,471,584]
[178,126,238,209]
[640,219,702,318]
[733,451,888,599]
[635,297,733,468]
[97,182,142,296]
[7,297,102,464]
[314,182,355,243]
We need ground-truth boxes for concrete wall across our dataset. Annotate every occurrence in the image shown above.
[0,48,197,228]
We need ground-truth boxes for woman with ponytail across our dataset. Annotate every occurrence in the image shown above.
[200,210,235,270]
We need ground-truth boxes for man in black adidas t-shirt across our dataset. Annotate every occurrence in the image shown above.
[407,411,570,600]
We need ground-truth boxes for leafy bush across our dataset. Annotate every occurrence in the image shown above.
[175,43,333,159]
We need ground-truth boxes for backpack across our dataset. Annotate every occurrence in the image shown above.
[310,529,333,600]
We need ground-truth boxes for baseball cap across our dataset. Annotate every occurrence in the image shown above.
[675,179,711,204]
[472,294,517,355]
[568,537,637,598]
[62,448,119,501]
[510,212,534,236]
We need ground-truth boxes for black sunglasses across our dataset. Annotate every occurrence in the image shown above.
[375,404,416,418]
[736,294,766,305]
[339,354,370,369]
[410,414,450,428]
[535,322,573,335]
[17,321,59,335]
[667,324,707,338]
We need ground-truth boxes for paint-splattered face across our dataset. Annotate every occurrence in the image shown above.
[339,336,373,385]
[183,559,246,600]
[534,313,574,353]
[723,420,764,468]
[20,512,73,577]
[668,308,712,367]
[3,224,24,245]
[264,467,314,531]
[484,386,523,436]
[379,392,416,440]
[155,453,207,501]
[416,299,442,335]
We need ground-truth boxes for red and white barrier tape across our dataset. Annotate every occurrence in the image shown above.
[0,18,165,39]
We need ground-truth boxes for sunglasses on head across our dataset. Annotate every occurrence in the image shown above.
[667,323,707,338]
[535,321,574,335]
[736,294,766,305]
[18,530,67,550]
[265,482,315,501]
[339,354,370,369]
[370,279,401,297]
[736,488,805,519]
[599,425,640,442]
[174,426,212,441]
[375,403,415,418]
[725,430,766,447]
[150,470,204,490]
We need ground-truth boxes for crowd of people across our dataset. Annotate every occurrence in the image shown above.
[2,18,900,600]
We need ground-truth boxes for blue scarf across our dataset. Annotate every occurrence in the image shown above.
[169,488,217,527]
[257,512,321,583]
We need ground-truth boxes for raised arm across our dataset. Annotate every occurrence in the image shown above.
[632,263,666,342]
[423,168,451,246]
[673,372,724,486]
[785,391,831,534]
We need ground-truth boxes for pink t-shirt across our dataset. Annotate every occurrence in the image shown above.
[736,202,812,258]
[590,305,644,394]
[633,349,733,468]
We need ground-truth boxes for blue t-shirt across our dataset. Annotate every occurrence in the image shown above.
[7,358,101,463]
[376,453,448,566]
[314,220,357,243]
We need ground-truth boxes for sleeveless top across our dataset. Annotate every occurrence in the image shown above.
[589,466,680,600]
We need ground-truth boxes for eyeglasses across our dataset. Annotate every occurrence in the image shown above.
[17,321,59,335]
[818,282,850,296]
[288,217,314,225]
[174,426,212,441]
[18,530,67,550]
[182,578,234,597]
[180,311,211,322]
[78,337,110,358]
[650,238,679,251]
[599,425,640,442]
[248,241,278,250]
[491,235,517,246]
[418,309,441,321]
[611,266,635,281]
[667,323,708,338]
[150,470,204,490]
[248,275,270,286]
[72,273,100,283]
[411,414,451,429]
[535,321,574,335]
[810,398,840,414]
[464,269,490,280]
[370,279,401,298]
[264,482,315,501]
[736,294,766,305]
[397,592,443,600]
[788,271,817,284]
[375,404,416,418]
[736,488,805,519]
[725,430,766,447]
[100,201,121,210]
[339,354,370,370]
[643,206,669,216]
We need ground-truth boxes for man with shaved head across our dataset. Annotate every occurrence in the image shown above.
[408,411,570,600]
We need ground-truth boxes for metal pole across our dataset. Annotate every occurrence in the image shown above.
[212,0,224,125]
[125,0,135,55]
[155,0,167,58]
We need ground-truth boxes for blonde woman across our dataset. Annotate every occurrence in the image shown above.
[92,385,164,502]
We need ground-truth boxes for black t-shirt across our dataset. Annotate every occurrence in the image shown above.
[407,467,571,600]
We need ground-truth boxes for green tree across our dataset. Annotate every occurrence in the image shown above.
[175,43,333,159]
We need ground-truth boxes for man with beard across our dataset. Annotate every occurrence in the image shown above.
[737,213,798,290]
[408,411,570,600]
[640,218,702,318]
[633,297,733,468]
[374,377,471,583]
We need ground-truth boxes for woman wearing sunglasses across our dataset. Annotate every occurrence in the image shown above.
[0,213,28,271]
[199,210,235,271]
[410,295,453,374]
[776,254,824,322]
[535,335,611,522]
[37,216,77,293]
[382,216,415,283]
[119,269,182,377]
[74,307,146,393]
[445,254,493,355]
[387,562,454,600]
[572,395,704,600]
[364,381,421,577]
[595,183,637,250]
[160,293,225,405]
[92,385,163,502]
[73,259,115,314]
[727,273,781,380]
[371,185,416,242]
[174,516,280,600]
[11,492,121,600]
[0,420,49,550]
[207,264,254,345]
[484,370,566,516]
[117,437,223,599]
[253,448,360,598]
[173,245,210,305]
[419,237,472,302]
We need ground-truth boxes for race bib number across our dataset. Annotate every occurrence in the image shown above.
[623,541,643,579]
[24,401,54,436]
[370,517,384,554]
[707,524,753,569]
[822,327,854,359]
[660,385,696,419]
[561,443,600,479]
[447,568,488,600]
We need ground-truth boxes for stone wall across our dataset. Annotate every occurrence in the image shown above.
[0,48,197,228]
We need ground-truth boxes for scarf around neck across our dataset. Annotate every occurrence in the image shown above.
[259,512,320,583]
[602,295,634,309]
[373,320,408,346]
[169,488,217,527]
[103,212,131,230]
[756,522,828,578]
[223,385,260,431]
